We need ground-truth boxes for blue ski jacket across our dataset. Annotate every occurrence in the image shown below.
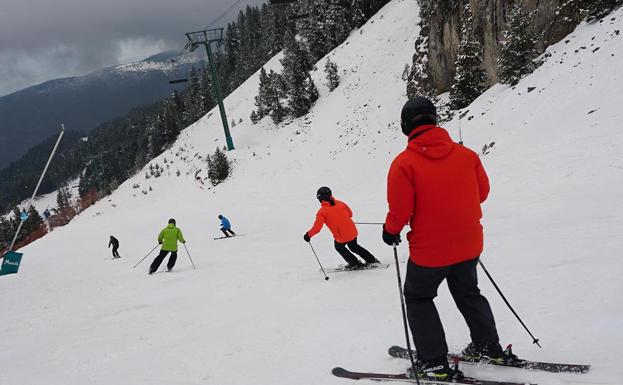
[220,216,231,230]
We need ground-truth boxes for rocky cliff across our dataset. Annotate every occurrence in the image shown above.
[419,0,584,92]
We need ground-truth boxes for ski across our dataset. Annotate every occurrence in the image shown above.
[332,367,534,385]
[388,346,590,374]
[324,263,390,273]
[213,234,243,240]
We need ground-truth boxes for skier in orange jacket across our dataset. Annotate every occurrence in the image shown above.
[304,186,379,269]
[382,97,515,381]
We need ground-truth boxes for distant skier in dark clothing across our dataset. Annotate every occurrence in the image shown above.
[383,97,516,381]
[218,215,236,237]
[108,235,120,258]
[149,218,186,274]
[304,186,379,269]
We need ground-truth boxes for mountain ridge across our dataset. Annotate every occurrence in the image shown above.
[0,50,202,169]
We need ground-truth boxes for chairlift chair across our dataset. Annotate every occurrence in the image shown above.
[167,59,189,85]
[268,0,297,5]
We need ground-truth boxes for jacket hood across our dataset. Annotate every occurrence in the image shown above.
[167,223,176,229]
[407,125,455,160]
[320,197,336,207]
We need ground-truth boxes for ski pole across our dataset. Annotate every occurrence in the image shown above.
[354,222,383,225]
[478,259,541,348]
[183,243,197,270]
[308,242,329,281]
[392,244,419,384]
[133,244,159,269]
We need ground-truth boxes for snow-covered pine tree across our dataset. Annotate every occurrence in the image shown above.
[0,216,11,248]
[251,67,272,122]
[406,0,436,99]
[268,70,288,124]
[325,0,351,49]
[497,2,539,86]
[324,58,340,91]
[56,184,71,209]
[405,1,451,122]
[585,0,623,21]
[224,22,241,91]
[280,31,316,118]
[207,147,231,186]
[307,75,319,104]
[298,0,329,61]
[449,5,488,110]
[262,3,288,56]
[23,205,44,235]
[184,67,202,122]
[349,0,367,29]
[199,66,214,116]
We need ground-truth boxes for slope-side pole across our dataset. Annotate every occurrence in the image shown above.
[4,125,65,256]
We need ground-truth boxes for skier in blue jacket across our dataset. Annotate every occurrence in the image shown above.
[218,215,236,237]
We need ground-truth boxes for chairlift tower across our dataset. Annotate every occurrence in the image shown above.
[185,28,234,151]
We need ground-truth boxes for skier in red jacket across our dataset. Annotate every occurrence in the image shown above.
[304,187,379,269]
[383,97,515,381]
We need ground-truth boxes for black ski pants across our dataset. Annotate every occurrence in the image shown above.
[334,237,377,265]
[221,228,235,237]
[111,246,120,258]
[149,249,178,273]
[403,257,499,362]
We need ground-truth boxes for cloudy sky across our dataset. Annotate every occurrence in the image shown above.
[0,0,264,96]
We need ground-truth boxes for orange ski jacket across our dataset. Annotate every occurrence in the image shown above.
[307,199,358,243]
[384,125,490,267]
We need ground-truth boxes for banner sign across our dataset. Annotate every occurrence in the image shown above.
[0,251,23,276]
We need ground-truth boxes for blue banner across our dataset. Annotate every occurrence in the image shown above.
[0,251,23,276]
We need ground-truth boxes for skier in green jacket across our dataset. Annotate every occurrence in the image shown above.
[149,218,186,274]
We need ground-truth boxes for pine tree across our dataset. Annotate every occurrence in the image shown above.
[497,2,540,86]
[23,205,44,235]
[325,0,351,48]
[268,71,288,124]
[449,5,488,109]
[252,67,272,121]
[199,66,215,116]
[324,58,340,91]
[585,0,623,21]
[301,0,329,61]
[207,147,231,186]
[224,22,241,91]
[350,0,367,29]
[0,216,11,249]
[56,184,71,209]
[307,76,319,104]
[184,67,202,122]
[281,32,317,118]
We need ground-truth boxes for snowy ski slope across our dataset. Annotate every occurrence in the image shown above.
[1,1,622,384]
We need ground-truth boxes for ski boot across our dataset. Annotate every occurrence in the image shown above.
[461,342,518,365]
[344,262,366,270]
[406,357,464,382]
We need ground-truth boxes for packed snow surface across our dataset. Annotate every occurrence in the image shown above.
[1,1,622,384]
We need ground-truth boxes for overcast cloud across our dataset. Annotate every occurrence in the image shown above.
[0,0,264,96]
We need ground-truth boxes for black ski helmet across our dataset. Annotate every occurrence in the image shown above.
[168,218,176,225]
[218,215,223,219]
[316,186,332,202]
[400,97,437,136]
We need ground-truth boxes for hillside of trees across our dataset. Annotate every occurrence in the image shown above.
[0,0,395,249]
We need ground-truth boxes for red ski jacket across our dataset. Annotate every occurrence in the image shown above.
[384,125,490,267]
[307,199,358,243]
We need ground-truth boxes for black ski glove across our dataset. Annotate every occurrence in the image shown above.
[303,232,311,242]
[382,226,401,246]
